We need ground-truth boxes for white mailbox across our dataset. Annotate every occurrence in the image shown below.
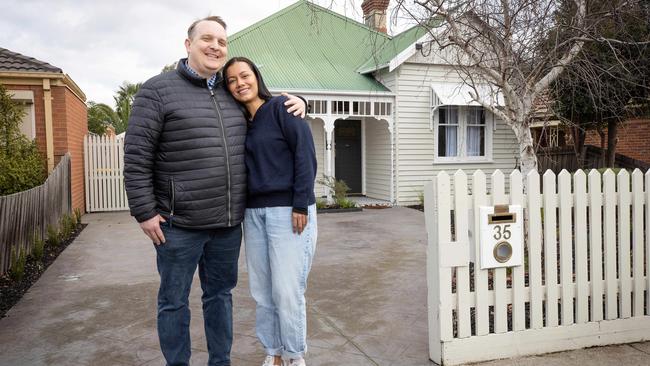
[479,204,523,269]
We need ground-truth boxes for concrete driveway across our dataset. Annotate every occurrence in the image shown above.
[0,207,648,366]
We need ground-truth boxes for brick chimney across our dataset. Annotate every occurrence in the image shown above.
[362,0,390,33]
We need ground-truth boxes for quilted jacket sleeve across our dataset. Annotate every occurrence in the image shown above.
[123,81,164,223]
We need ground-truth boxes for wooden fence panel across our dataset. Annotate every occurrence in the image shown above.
[0,154,71,275]
[603,170,618,320]
[527,171,544,328]
[631,170,644,317]
[574,170,589,324]
[453,170,471,338]
[427,168,650,365]
[558,170,574,325]
[543,170,559,327]
[473,171,490,335]
[84,135,129,212]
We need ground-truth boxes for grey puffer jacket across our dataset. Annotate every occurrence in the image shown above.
[124,59,246,229]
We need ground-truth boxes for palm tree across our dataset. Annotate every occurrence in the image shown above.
[87,101,119,135]
[113,82,141,134]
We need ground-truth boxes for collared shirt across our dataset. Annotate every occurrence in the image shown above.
[184,60,218,90]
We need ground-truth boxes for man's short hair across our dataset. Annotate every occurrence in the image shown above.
[187,16,227,39]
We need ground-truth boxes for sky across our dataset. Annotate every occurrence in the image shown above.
[1,0,413,107]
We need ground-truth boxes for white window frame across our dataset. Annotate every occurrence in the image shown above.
[10,90,36,140]
[433,105,493,163]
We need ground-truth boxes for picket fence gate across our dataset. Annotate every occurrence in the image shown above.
[84,134,128,212]
[424,169,650,365]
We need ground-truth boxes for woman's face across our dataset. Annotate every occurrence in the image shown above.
[225,61,260,104]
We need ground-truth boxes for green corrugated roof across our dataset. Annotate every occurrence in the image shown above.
[356,24,430,74]
[228,0,392,92]
[227,0,438,92]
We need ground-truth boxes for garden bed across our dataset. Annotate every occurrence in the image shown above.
[0,222,86,318]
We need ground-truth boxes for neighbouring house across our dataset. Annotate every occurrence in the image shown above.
[0,47,88,212]
[583,118,650,164]
[227,0,519,204]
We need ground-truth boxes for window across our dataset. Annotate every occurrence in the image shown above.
[10,90,36,139]
[466,107,485,156]
[308,100,327,114]
[438,107,459,157]
[434,106,491,162]
[332,100,350,114]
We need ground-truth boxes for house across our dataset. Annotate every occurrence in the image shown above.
[227,0,519,204]
[0,47,88,212]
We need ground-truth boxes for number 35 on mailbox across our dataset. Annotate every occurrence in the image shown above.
[478,204,523,269]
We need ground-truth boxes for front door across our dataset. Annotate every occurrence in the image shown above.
[335,120,362,194]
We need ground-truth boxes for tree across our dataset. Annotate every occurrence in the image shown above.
[87,101,119,135]
[161,62,178,73]
[113,82,141,134]
[0,84,45,195]
[552,0,650,167]
[392,0,635,178]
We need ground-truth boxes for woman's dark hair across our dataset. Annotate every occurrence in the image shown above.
[223,57,273,102]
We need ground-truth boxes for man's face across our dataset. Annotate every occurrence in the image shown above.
[185,20,228,78]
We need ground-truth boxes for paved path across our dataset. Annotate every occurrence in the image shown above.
[0,207,648,365]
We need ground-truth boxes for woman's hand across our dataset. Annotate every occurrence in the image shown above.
[282,92,306,118]
[292,212,308,234]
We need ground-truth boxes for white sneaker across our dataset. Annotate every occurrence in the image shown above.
[262,355,284,366]
[288,358,306,366]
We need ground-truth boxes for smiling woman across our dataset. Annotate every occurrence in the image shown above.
[223,57,318,366]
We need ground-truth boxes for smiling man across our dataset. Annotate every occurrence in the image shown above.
[123,16,305,366]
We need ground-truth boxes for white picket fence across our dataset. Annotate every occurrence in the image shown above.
[84,134,128,212]
[424,169,650,365]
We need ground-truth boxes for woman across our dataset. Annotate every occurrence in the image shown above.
[223,57,317,366]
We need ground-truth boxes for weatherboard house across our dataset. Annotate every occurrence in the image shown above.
[228,0,519,204]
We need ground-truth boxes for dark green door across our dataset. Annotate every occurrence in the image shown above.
[335,120,362,194]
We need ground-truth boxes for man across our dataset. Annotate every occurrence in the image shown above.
[124,16,306,366]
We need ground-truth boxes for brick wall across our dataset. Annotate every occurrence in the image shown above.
[585,119,650,163]
[51,85,88,212]
[6,82,88,212]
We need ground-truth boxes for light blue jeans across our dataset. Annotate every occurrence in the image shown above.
[244,205,317,359]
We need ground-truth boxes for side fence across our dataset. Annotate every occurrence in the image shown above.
[84,134,128,212]
[0,154,71,275]
[424,168,650,365]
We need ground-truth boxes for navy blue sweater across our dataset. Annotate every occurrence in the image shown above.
[245,96,317,211]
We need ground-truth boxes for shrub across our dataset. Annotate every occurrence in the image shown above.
[317,175,350,203]
[9,246,27,281]
[337,198,357,209]
[73,208,82,226]
[0,84,46,195]
[316,198,328,210]
[416,189,425,206]
[47,224,60,247]
[32,233,45,261]
[59,214,75,240]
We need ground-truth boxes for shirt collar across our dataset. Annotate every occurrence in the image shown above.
[183,60,218,89]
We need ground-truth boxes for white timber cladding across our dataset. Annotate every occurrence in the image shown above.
[307,119,327,198]
[364,117,392,201]
[424,169,650,366]
[393,63,518,205]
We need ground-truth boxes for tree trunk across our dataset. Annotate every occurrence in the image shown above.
[514,124,538,180]
[606,120,618,168]
[571,126,586,169]
[597,128,606,168]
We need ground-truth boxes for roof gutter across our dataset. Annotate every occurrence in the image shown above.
[0,71,86,102]
[269,88,395,97]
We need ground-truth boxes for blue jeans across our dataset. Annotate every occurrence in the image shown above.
[244,205,317,359]
[155,223,242,366]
